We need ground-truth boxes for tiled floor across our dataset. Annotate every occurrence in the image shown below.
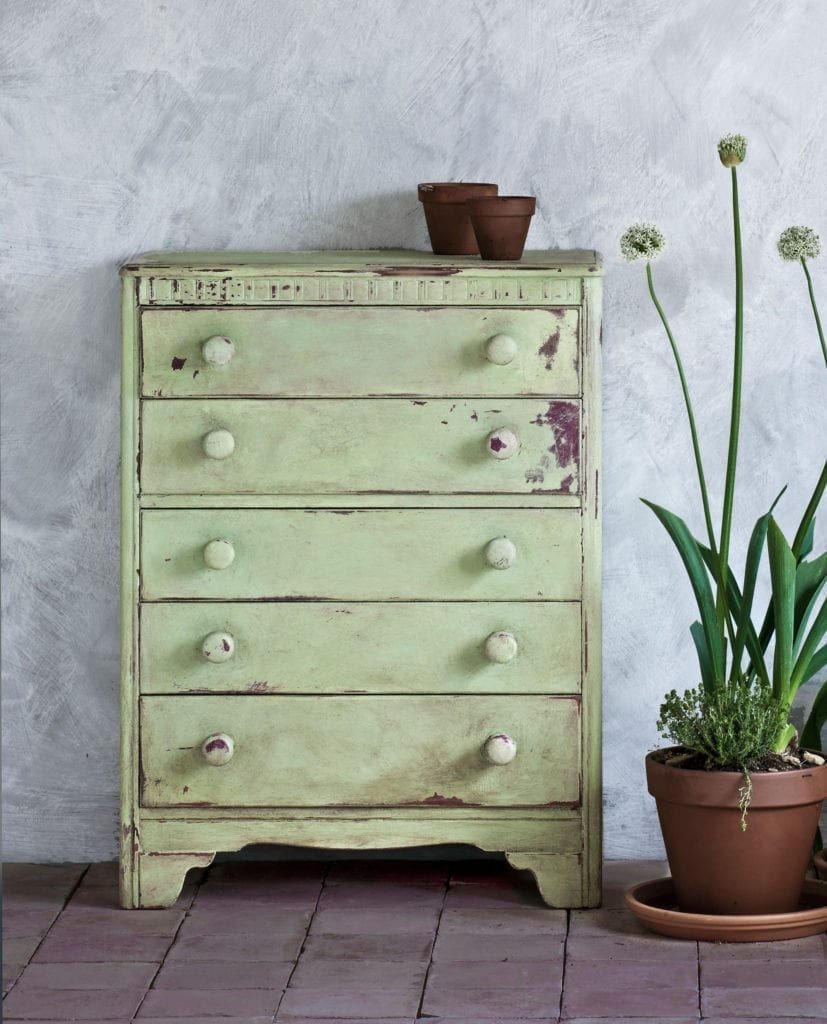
[2,858,826,1022]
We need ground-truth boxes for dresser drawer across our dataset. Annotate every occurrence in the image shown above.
[140,601,582,695]
[140,398,580,496]
[141,307,579,399]
[140,508,581,601]
[140,695,581,808]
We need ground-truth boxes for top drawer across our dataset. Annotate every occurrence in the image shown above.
[141,307,580,398]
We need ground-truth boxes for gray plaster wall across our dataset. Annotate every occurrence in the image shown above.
[2,0,825,862]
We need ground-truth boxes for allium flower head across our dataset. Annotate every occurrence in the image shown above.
[717,134,747,167]
[777,226,822,262]
[620,223,665,262]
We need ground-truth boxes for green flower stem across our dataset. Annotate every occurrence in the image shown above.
[645,262,734,665]
[718,165,744,631]
[793,460,827,559]
[801,257,827,367]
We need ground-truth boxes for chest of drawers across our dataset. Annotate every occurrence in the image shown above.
[119,250,603,908]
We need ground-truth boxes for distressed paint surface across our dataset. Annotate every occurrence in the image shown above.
[140,398,581,495]
[140,507,582,602]
[139,600,582,695]
[142,306,580,398]
[139,695,581,808]
[6,0,821,866]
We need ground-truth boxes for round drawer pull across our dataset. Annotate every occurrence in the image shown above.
[484,537,517,570]
[202,631,235,663]
[202,733,234,766]
[202,335,236,366]
[203,539,235,570]
[482,733,517,765]
[485,333,517,365]
[202,429,235,460]
[486,427,520,460]
[484,631,518,663]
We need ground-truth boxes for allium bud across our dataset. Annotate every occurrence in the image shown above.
[717,134,748,167]
[620,224,665,262]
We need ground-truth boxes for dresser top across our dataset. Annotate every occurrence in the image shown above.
[120,249,603,277]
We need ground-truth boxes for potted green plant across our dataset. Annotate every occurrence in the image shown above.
[620,134,827,923]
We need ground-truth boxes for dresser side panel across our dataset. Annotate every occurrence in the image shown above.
[120,277,141,908]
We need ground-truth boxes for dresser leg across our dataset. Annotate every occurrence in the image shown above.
[505,852,592,908]
[135,853,215,908]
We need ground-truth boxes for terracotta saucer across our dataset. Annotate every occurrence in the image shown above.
[625,876,827,941]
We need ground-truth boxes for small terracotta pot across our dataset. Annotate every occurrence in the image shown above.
[417,182,498,256]
[467,195,536,261]
[646,748,827,915]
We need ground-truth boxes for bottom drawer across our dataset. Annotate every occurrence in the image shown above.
[140,695,581,809]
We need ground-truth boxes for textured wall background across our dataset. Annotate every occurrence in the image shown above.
[2,0,826,861]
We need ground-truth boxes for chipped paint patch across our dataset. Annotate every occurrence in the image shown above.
[538,328,561,370]
[419,792,467,806]
[532,401,580,468]
[171,356,186,370]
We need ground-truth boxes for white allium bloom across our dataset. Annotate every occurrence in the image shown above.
[777,226,822,262]
[620,224,665,262]
[717,134,748,167]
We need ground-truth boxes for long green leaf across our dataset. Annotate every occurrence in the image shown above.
[731,511,772,679]
[689,620,714,691]
[768,517,797,703]
[801,676,827,751]
[643,499,725,690]
[697,541,769,688]
[794,554,827,656]
[797,644,827,687]
[791,601,827,695]
[793,461,827,560]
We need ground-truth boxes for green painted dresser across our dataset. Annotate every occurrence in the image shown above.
[119,250,603,908]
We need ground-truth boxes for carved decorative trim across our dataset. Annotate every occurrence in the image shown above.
[138,275,582,307]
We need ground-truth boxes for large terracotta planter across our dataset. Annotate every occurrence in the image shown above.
[467,195,536,260]
[646,748,827,915]
[417,182,498,255]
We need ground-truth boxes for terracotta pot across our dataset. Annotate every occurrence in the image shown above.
[467,195,536,261]
[815,847,827,880]
[417,182,498,256]
[646,748,827,915]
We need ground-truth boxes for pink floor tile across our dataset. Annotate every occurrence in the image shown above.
[561,959,699,1019]
[443,882,546,910]
[562,1019,698,1024]
[309,906,440,935]
[2,936,43,962]
[166,931,305,962]
[1,908,60,937]
[301,931,434,961]
[316,882,445,910]
[278,986,421,1018]
[432,931,565,961]
[46,909,185,935]
[417,1018,558,1024]
[2,863,87,891]
[17,961,159,988]
[137,987,283,1018]
[699,934,827,960]
[437,907,567,935]
[177,907,312,938]
[206,861,325,885]
[153,958,294,990]
[427,958,563,991]
[289,957,426,990]
[138,1019,273,1024]
[420,984,559,1018]
[33,931,175,962]
[702,960,827,988]
[565,933,697,961]
[567,908,650,937]
[2,984,146,1019]
[193,882,322,907]
[702,986,827,1018]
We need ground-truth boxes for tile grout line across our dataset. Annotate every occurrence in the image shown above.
[130,862,210,1020]
[413,866,452,1022]
[4,862,93,997]
[558,907,570,1022]
[696,938,702,1019]
[271,863,330,1024]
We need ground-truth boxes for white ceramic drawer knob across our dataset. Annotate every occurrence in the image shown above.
[485,631,518,663]
[203,539,235,570]
[202,733,234,766]
[485,537,517,570]
[202,428,235,460]
[485,333,518,365]
[486,427,520,460]
[202,631,235,663]
[202,335,236,366]
[483,733,517,765]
